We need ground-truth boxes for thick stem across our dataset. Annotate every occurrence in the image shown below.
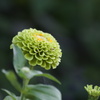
[88,95,99,100]
[21,94,25,100]
[21,79,30,100]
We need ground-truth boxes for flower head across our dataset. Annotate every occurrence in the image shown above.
[12,28,62,70]
[84,85,100,97]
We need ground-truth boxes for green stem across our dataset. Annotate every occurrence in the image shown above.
[21,79,30,100]
[88,95,99,100]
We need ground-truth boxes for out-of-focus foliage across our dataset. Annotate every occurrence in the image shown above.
[0,0,100,100]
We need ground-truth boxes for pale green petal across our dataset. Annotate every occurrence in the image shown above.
[35,53,43,60]
[25,53,33,60]
[45,63,51,70]
[46,58,53,64]
[36,60,42,65]
[29,58,37,66]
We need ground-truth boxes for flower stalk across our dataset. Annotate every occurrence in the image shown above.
[21,79,29,100]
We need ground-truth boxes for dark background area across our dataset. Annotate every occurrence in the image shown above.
[0,0,100,100]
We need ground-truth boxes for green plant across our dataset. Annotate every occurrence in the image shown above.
[84,85,100,100]
[2,28,62,100]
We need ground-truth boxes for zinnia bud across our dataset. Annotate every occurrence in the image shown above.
[84,85,100,97]
[12,28,62,70]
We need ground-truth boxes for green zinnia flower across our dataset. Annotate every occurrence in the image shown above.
[84,85,100,100]
[11,28,62,70]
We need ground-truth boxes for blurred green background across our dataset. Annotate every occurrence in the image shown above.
[0,0,100,100]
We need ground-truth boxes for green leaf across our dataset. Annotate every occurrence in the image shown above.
[12,44,27,73]
[24,84,62,100]
[36,73,61,84]
[2,89,17,100]
[4,96,13,100]
[2,70,21,92]
[3,95,20,100]
[18,67,43,80]
[19,67,61,84]
[18,67,61,84]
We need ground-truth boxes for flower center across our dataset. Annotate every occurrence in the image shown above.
[47,38,52,42]
[37,35,45,41]
[33,33,53,42]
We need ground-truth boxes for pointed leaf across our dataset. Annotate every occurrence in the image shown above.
[2,70,21,92]
[19,67,61,84]
[2,89,16,100]
[36,73,61,84]
[3,95,20,100]
[4,96,13,100]
[18,67,43,79]
[2,89,21,100]
[12,44,27,73]
[24,84,62,100]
